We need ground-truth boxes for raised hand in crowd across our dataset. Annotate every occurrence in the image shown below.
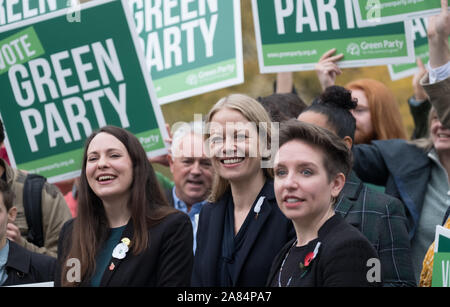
[412,58,429,102]
[315,48,344,91]
[427,0,450,68]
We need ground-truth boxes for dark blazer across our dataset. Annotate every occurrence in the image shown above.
[192,179,295,287]
[352,139,431,240]
[165,187,175,207]
[352,76,450,240]
[266,214,381,287]
[55,211,193,287]
[336,171,415,287]
[3,241,56,286]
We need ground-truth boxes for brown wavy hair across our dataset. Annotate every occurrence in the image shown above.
[346,79,407,141]
[61,126,175,286]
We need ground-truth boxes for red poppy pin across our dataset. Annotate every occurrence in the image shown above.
[299,242,321,271]
[304,252,315,267]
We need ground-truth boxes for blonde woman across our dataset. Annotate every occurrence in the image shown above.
[191,94,295,286]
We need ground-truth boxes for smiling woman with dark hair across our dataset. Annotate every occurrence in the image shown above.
[55,126,193,287]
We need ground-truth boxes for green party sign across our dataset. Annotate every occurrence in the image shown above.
[0,0,168,183]
[128,0,244,104]
[389,18,450,80]
[431,253,450,287]
[431,225,450,287]
[353,0,450,28]
[252,0,414,73]
[0,0,70,28]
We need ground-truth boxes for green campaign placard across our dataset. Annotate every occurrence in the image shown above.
[353,0,450,28]
[431,253,450,287]
[0,0,168,183]
[431,225,450,287]
[389,17,450,80]
[128,0,244,105]
[252,0,414,73]
[388,18,429,80]
[0,0,70,28]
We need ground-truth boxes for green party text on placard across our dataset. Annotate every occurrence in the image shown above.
[153,58,237,97]
[262,34,407,66]
[18,148,83,178]
[0,0,69,26]
[136,129,164,152]
[129,0,242,103]
[0,26,44,75]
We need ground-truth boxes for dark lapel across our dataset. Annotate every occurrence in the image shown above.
[100,220,135,286]
[203,196,227,284]
[6,241,31,275]
[230,180,274,285]
[335,171,362,217]
[165,187,175,207]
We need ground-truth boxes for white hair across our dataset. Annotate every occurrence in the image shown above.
[170,121,206,156]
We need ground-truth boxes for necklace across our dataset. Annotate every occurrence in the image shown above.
[277,239,321,287]
[277,239,298,287]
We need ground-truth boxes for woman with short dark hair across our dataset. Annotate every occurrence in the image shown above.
[267,120,380,287]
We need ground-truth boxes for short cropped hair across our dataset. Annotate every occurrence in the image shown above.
[257,93,307,122]
[170,121,205,156]
[278,119,352,181]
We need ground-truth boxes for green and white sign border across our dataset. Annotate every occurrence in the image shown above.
[352,0,449,28]
[251,0,415,73]
[156,0,244,105]
[0,0,170,183]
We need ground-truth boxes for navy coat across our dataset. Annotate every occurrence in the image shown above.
[3,241,56,286]
[191,179,295,287]
[352,139,431,240]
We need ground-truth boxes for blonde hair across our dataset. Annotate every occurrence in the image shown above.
[346,79,407,141]
[205,94,274,202]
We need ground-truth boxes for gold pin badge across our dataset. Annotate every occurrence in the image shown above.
[121,237,130,246]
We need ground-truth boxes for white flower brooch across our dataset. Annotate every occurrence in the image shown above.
[112,237,131,260]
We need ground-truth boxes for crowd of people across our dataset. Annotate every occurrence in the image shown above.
[0,3,450,287]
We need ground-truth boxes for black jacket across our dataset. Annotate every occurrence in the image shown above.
[55,211,193,287]
[266,214,381,287]
[3,241,56,286]
[192,179,295,286]
[352,139,432,240]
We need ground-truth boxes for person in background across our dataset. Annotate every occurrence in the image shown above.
[0,119,71,258]
[0,180,56,286]
[409,58,432,140]
[297,86,416,286]
[268,119,380,287]
[192,94,295,287]
[257,93,307,122]
[344,78,408,144]
[351,0,450,283]
[56,126,193,286]
[167,122,214,252]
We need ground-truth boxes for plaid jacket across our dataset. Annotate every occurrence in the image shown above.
[335,171,416,287]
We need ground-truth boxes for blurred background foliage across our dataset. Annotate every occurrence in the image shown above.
[156,0,415,178]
